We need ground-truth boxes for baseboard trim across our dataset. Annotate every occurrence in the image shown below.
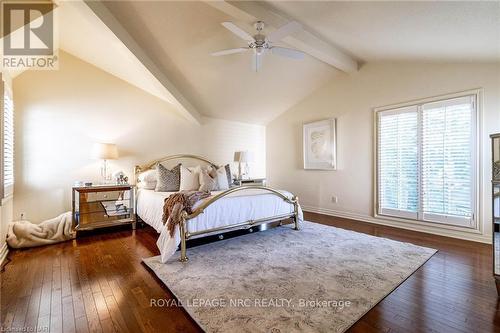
[302,205,492,244]
[0,242,9,267]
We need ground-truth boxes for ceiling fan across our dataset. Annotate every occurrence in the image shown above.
[211,20,306,72]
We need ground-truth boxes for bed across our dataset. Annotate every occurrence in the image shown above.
[134,154,303,263]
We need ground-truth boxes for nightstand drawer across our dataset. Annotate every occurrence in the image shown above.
[233,178,267,186]
[80,190,130,203]
[78,211,131,225]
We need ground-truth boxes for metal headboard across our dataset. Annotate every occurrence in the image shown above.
[134,154,219,179]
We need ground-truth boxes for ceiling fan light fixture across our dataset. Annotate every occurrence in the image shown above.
[212,20,305,71]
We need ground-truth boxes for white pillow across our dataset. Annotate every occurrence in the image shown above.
[198,169,217,192]
[138,181,156,190]
[138,169,156,183]
[214,166,230,190]
[180,165,200,191]
[138,170,157,189]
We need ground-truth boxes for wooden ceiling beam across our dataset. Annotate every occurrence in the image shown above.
[205,0,359,73]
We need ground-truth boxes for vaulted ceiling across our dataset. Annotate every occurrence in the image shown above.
[13,1,499,125]
[98,0,500,124]
[268,1,500,62]
[100,0,339,124]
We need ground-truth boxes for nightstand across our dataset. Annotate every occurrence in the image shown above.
[72,184,136,233]
[233,178,267,186]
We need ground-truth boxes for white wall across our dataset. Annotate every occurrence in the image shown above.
[267,62,500,243]
[13,51,265,222]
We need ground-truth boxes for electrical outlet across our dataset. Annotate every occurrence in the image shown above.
[20,212,25,220]
[331,196,338,204]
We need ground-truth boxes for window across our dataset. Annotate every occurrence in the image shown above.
[2,83,14,198]
[376,93,477,228]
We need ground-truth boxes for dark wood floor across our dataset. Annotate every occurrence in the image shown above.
[1,212,499,333]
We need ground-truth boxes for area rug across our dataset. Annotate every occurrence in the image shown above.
[143,221,436,333]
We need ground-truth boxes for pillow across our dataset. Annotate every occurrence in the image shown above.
[180,165,200,191]
[138,181,156,190]
[155,163,180,192]
[224,164,232,186]
[214,165,230,190]
[138,170,157,189]
[138,169,156,183]
[198,169,217,192]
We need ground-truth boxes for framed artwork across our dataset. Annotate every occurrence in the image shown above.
[303,118,337,170]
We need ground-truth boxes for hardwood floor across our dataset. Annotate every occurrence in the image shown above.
[1,212,499,333]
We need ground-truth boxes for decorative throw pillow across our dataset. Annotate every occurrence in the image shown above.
[198,169,217,192]
[224,164,232,186]
[180,165,200,191]
[155,163,180,192]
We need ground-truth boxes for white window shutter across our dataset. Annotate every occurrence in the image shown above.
[377,106,418,219]
[376,93,477,228]
[3,89,14,197]
[421,96,475,226]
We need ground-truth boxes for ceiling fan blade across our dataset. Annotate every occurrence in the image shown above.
[266,21,302,43]
[252,52,263,72]
[271,47,305,60]
[221,22,255,42]
[211,47,249,56]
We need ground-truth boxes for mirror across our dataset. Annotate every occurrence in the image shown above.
[494,137,500,181]
[493,135,500,285]
[495,183,500,275]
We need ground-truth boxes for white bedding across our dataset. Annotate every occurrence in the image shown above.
[136,188,303,263]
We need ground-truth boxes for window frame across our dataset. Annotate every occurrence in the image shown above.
[373,89,481,231]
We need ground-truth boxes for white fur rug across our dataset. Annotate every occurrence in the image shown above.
[7,211,74,248]
[143,221,436,333]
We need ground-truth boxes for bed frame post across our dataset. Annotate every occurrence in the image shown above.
[293,196,300,230]
[179,211,189,262]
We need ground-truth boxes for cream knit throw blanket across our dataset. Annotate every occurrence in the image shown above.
[7,211,74,248]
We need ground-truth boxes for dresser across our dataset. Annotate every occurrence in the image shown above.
[492,133,500,295]
[233,178,267,186]
[72,184,136,233]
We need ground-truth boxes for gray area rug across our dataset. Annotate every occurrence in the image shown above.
[143,221,436,333]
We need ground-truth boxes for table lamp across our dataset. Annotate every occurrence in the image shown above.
[92,143,119,184]
[234,151,252,180]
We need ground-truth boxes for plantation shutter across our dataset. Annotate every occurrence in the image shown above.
[377,106,419,219]
[3,86,14,197]
[421,96,475,226]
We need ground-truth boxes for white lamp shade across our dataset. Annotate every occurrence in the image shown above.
[233,151,255,163]
[92,143,119,160]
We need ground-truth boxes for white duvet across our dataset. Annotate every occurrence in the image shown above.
[136,188,303,263]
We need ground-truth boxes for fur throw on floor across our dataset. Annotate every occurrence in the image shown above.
[7,211,74,248]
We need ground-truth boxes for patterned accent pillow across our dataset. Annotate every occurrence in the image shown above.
[224,164,232,186]
[155,163,181,192]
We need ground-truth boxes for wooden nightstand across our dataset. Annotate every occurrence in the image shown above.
[72,184,136,233]
[233,178,267,186]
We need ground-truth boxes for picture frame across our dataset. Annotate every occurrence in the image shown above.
[303,118,337,170]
